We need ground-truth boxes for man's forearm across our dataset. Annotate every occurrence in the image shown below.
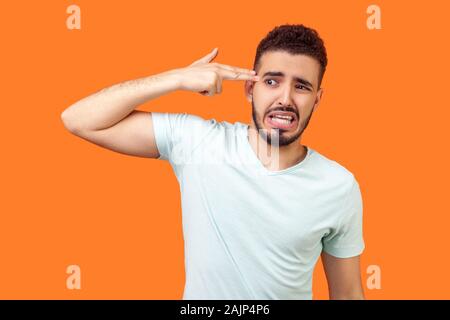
[61,69,182,132]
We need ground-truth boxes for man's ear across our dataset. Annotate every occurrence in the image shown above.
[244,80,255,103]
[312,87,324,112]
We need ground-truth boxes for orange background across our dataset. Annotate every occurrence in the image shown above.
[1,0,449,299]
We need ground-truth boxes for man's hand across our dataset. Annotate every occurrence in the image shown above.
[173,47,260,96]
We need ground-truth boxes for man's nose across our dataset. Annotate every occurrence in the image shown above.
[277,84,295,107]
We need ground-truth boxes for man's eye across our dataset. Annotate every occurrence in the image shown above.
[296,85,308,90]
[265,79,309,91]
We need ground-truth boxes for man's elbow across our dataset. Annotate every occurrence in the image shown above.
[61,109,81,134]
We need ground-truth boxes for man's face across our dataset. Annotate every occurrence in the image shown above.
[245,50,323,146]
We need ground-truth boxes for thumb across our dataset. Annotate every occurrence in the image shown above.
[189,47,218,66]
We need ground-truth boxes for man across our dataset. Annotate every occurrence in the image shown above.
[61,24,365,300]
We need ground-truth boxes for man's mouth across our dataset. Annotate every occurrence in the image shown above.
[264,110,298,130]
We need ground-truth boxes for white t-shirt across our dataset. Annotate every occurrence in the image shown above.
[151,112,365,300]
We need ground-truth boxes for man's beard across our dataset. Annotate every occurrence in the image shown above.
[251,100,313,147]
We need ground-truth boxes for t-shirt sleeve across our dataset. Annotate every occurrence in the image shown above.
[322,178,365,258]
[151,112,216,174]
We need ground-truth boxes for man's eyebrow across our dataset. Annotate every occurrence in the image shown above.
[261,71,314,89]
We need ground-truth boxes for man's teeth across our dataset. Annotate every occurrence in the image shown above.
[270,114,294,124]
[271,117,291,125]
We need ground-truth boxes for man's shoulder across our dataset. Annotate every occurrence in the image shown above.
[173,113,245,131]
[164,113,246,147]
[187,114,247,138]
[309,148,357,185]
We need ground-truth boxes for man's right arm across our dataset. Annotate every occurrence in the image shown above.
[60,48,258,159]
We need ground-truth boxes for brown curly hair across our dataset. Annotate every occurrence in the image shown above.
[253,24,328,89]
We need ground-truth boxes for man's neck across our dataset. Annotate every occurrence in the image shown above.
[247,123,307,172]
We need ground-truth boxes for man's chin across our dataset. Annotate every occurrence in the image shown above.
[251,105,304,146]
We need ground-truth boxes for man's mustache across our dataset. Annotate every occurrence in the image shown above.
[265,106,298,117]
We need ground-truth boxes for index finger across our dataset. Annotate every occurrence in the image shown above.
[219,69,260,81]
[215,63,256,75]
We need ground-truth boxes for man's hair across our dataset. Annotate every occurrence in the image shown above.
[253,24,328,89]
